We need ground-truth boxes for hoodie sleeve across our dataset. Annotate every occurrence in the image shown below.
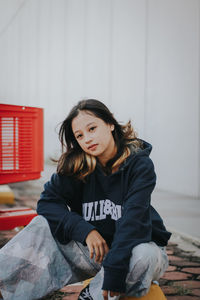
[102,155,156,293]
[37,173,95,244]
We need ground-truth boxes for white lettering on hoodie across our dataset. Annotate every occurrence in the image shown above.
[82,199,122,221]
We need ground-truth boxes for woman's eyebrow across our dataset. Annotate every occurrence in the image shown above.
[74,122,96,134]
[86,122,96,128]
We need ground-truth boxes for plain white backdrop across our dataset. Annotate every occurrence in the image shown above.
[0,0,199,197]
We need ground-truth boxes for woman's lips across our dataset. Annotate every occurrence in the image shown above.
[88,144,98,150]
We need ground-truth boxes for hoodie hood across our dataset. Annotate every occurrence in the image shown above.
[122,139,152,168]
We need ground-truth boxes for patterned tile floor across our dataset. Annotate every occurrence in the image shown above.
[0,178,200,299]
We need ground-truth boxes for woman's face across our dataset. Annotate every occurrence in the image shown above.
[71,110,116,165]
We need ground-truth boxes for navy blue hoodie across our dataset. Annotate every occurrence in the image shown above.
[37,140,171,293]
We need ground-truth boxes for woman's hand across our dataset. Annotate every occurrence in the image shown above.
[85,230,109,264]
[102,290,122,300]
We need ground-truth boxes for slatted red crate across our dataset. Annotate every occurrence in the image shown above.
[0,207,37,230]
[0,104,44,184]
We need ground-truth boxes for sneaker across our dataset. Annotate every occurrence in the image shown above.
[78,284,93,300]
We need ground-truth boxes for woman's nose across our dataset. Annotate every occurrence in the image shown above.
[85,134,92,144]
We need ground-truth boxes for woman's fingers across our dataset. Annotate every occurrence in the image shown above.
[85,230,109,263]
[99,240,109,263]
[102,290,108,300]
[110,291,120,297]
[97,241,107,263]
[104,241,109,255]
[94,244,100,262]
[95,240,109,263]
[88,244,94,260]
[102,290,121,299]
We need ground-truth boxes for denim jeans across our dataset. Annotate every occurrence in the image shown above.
[0,216,168,300]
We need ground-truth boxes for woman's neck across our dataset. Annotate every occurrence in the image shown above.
[97,144,117,167]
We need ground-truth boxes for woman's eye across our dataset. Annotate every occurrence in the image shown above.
[76,134,82,139]
[90,126,96,131]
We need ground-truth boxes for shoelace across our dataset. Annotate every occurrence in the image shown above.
[78,285,93,300]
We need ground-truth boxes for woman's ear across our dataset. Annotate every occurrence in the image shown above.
[110,124,115,131]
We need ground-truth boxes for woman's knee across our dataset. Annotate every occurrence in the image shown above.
[14,215,55,246]
[29,215,48,225]
[26,215,50,233]
[127,242,168,282]
[130,242,159,267]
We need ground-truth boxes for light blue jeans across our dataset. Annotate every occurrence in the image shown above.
[0,216,168,300]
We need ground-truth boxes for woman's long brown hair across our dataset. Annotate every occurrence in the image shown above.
[57,99,143,180]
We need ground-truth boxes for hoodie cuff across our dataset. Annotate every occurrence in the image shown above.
[71,220,96,245]
[102,267,127,293]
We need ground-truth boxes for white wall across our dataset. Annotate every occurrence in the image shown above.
[0,0,199,197]
[146,0,200,197]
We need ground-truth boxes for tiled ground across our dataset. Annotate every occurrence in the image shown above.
[0,180,200,299]
[160,243,200,299]
[1,230,200,299]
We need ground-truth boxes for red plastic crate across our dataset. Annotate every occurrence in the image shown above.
[0,104,44,184]
[0,207,37,230]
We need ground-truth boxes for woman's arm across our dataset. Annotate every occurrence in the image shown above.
[37,173,95,244]
[102,155,156,293]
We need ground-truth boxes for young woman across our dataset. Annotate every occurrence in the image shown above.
[0,99,171,300]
